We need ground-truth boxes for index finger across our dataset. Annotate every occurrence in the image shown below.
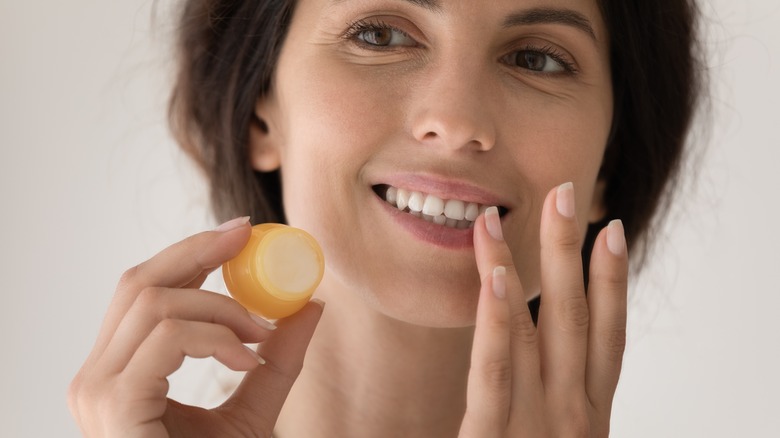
[87,217,252,366]
[125,217,252,290]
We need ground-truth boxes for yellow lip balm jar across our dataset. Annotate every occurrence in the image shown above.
[223,223,324,319]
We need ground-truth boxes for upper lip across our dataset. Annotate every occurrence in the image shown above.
[370,172,513,211]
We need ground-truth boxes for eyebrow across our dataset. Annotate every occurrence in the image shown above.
[330,1,596,41]
[503,8,597,41]
[332,0,441,12]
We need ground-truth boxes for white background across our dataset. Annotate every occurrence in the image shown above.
[1,0,778,436]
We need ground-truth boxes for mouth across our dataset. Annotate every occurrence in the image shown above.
[372,184,509,229]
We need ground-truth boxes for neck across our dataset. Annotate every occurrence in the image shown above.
[274,278,474,438]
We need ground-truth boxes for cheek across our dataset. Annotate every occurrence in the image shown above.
[274,57,418,293]
[499,95,611,295]
[277,61,393,215]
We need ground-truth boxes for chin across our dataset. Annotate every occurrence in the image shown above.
[362,273,483,328]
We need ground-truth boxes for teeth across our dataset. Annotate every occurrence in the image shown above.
[464,203,480,221]
[422,195,445,216]
[397,189,410,211]
[380,185,503,229]
[443,199,465,220]
[408,191,424,213]
[386,186,398,205]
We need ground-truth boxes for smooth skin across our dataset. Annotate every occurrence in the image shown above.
[461,186,627,437]
[69,0,628,435]
[68,218,325,437]
[68,187,627,437]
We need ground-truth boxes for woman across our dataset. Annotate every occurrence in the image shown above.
[69,0,704,436]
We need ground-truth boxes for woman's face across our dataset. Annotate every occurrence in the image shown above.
[254,0,613,327]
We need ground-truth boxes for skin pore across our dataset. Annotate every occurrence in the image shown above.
[248,0,614,436]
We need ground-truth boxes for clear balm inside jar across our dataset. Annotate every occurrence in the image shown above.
[223,223,325,319]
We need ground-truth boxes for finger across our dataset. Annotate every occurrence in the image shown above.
[99,287,276,373]
[473,209,541,366]
[537,183,589,393]
[119,319,264,425]
[223,299,325,436]
[474,209,548,434]
[460,265,512,437]
[124,216,252,290]
[88,217,252,366]
[585,220,628,410]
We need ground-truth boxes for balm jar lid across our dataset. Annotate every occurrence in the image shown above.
[223,224,324,319]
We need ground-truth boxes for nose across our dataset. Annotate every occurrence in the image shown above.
[409,62,497,152]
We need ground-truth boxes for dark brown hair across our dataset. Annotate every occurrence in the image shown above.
[170,0,705,270]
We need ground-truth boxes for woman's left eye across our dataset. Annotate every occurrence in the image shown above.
[345,21,417,48]
[504,49,575,74]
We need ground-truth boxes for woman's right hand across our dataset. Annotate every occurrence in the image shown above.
[68,217,325,437]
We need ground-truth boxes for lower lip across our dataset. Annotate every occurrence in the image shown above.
[374,193,475,250]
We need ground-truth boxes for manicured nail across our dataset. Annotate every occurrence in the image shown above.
[606,219,626,256]
[215,216,250,232]
[492,266,507,299]
[244,345,266,365]
[484,206,504,241]
[249,313,277,331]
[556,182,575,218]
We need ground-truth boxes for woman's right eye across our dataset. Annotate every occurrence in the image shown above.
[347,21,418,49]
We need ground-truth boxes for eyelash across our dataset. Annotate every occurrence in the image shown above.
[342,19,578,75]
[515,44,579,75]
[342,19,416,50]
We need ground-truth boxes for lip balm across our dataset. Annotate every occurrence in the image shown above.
[223,223,324,319]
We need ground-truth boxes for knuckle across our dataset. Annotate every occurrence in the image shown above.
[485,314,511,334]
[154,318,184,339]
[558,295,590,333]
[556,401,592,438]
[550,227,582,253]
[590,270,627,291]
[71,376,103,417]
[479,358,513,394]
[599,325,627,358]
[135,287,170,314]
[118,266,139,287]
[67,376,82,412]
[565,416,591,438]
[510,313,537,347]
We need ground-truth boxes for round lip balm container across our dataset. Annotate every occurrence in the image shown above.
[223,223,324,319]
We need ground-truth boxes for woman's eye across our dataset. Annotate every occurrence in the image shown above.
[355,26,416,47]
[507,50,568,73]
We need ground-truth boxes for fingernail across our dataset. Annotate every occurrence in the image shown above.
[244,345,266,365]
[310,298,326,309]
[606,219,626,256]
[484,206,503,241]
[249,313,277,331]
[492,266,506,299]
[556,182,575,218]
[215,216,250,232]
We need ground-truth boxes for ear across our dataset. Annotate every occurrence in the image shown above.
[248,97,281,172]
[588,178,608,223]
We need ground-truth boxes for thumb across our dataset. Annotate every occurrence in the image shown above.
[222,299,325,433]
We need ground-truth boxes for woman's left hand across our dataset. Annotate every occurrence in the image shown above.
[459,183,628,438]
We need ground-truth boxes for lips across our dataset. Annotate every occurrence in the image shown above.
[373,184,509,229]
